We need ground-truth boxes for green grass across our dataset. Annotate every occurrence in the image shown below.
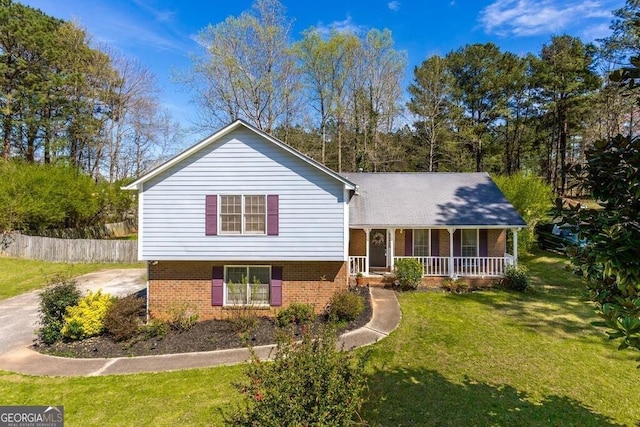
[0,256,143,300]
[362,248,640,426]
[0,366,243,426]
[0,249,638,426]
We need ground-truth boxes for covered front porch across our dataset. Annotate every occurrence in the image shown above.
[348,227,520,278]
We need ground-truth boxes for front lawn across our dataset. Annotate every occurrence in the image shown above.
[1,249,638,425]
[0,257,143,300]
[363,248,640,426]
[0,366,242,425]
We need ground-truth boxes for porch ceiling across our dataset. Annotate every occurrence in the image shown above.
[343,172,526,228]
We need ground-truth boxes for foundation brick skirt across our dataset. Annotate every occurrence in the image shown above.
[148,260,349,320]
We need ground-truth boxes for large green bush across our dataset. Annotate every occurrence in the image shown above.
[61,290,114,340]
[326,290,364,322]
[500,265,530,292]
[493,173,554,253]
[0,161,134,233]
[38,276,81,344]
[229,326,369,426]
[394,257,424,290]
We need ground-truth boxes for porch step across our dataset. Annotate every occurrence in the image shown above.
[352,273,394,287]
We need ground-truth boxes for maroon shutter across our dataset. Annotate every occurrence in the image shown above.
[431,229,440,256]
[267,195,279,236]
[270,266,282,306]
[405,229,413,256]
[453,230,461,257]
[205,195,217,236]
[479,229,488,257]
[212,266,223,306]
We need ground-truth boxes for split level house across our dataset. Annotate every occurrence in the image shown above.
[125,120,526,320]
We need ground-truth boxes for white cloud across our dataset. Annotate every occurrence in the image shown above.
[315,15,366,36]
[479,0,615,38]
[388,1,401,11]
[133,0,176,23]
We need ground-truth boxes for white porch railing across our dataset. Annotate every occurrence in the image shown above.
[393,256,512,277]
[394,256,450,276]
[349,256,367,275]
[349,255,514,277]
[505,253,516,267]
[452,257,507,277]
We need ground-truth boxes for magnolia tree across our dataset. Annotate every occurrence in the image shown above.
[559,135,640,359]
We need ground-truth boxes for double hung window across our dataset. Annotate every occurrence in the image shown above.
[220,195,265,235]
[413,229,430,257]
[461,229,478,257]
[225,266,271,305]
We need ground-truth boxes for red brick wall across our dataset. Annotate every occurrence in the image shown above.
[349,229,366,256]
[395,229,405,256]
[148,260,348,320]
[487,229,506,257]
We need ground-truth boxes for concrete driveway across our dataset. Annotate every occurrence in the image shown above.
[0,268,146,355]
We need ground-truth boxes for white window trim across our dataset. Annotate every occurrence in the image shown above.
[460,229,479,257]
[223,265,271,307]
[413,229,431,257]
[219,194,267,236]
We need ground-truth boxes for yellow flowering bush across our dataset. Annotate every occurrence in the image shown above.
[61,290,114,340]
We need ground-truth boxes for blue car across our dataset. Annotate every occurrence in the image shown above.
[536,223,586,254]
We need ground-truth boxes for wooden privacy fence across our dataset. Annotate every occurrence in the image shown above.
[1,233,138,263]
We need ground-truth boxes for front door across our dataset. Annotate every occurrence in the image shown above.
[369,229,387,268]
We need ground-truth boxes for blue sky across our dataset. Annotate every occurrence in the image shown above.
[20,0,624,134]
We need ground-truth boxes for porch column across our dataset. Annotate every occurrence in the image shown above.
[388,229,396,271]
[513,228,520,266]
[364,228,371,275]
[447,228,455,278]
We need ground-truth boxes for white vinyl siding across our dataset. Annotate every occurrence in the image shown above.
[140,128,347,261]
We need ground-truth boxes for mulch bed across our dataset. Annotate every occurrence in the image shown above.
[34,285,372,359]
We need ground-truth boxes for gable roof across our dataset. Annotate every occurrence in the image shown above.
[344,172,526,228]
[124,120,355,190]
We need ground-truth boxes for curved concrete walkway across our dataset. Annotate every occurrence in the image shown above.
[0,287,401,377]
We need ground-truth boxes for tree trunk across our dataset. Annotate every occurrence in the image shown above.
[2,114,11,160]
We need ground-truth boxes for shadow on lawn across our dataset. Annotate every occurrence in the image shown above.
[451,289,600,340]
[363,367,623,426]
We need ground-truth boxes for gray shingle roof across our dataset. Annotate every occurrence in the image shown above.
[343,172,526,228]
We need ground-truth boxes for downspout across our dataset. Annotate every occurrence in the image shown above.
[146,261,150,323]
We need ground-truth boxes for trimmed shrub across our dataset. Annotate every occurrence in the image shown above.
[276,303,315,328]
[228,325,370,426]
[104,295,146,341]
[500,265,530,292]
[395,257,424,290]
[61,290,114,340]
[38,276,81,344]
[326,290,364,322]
